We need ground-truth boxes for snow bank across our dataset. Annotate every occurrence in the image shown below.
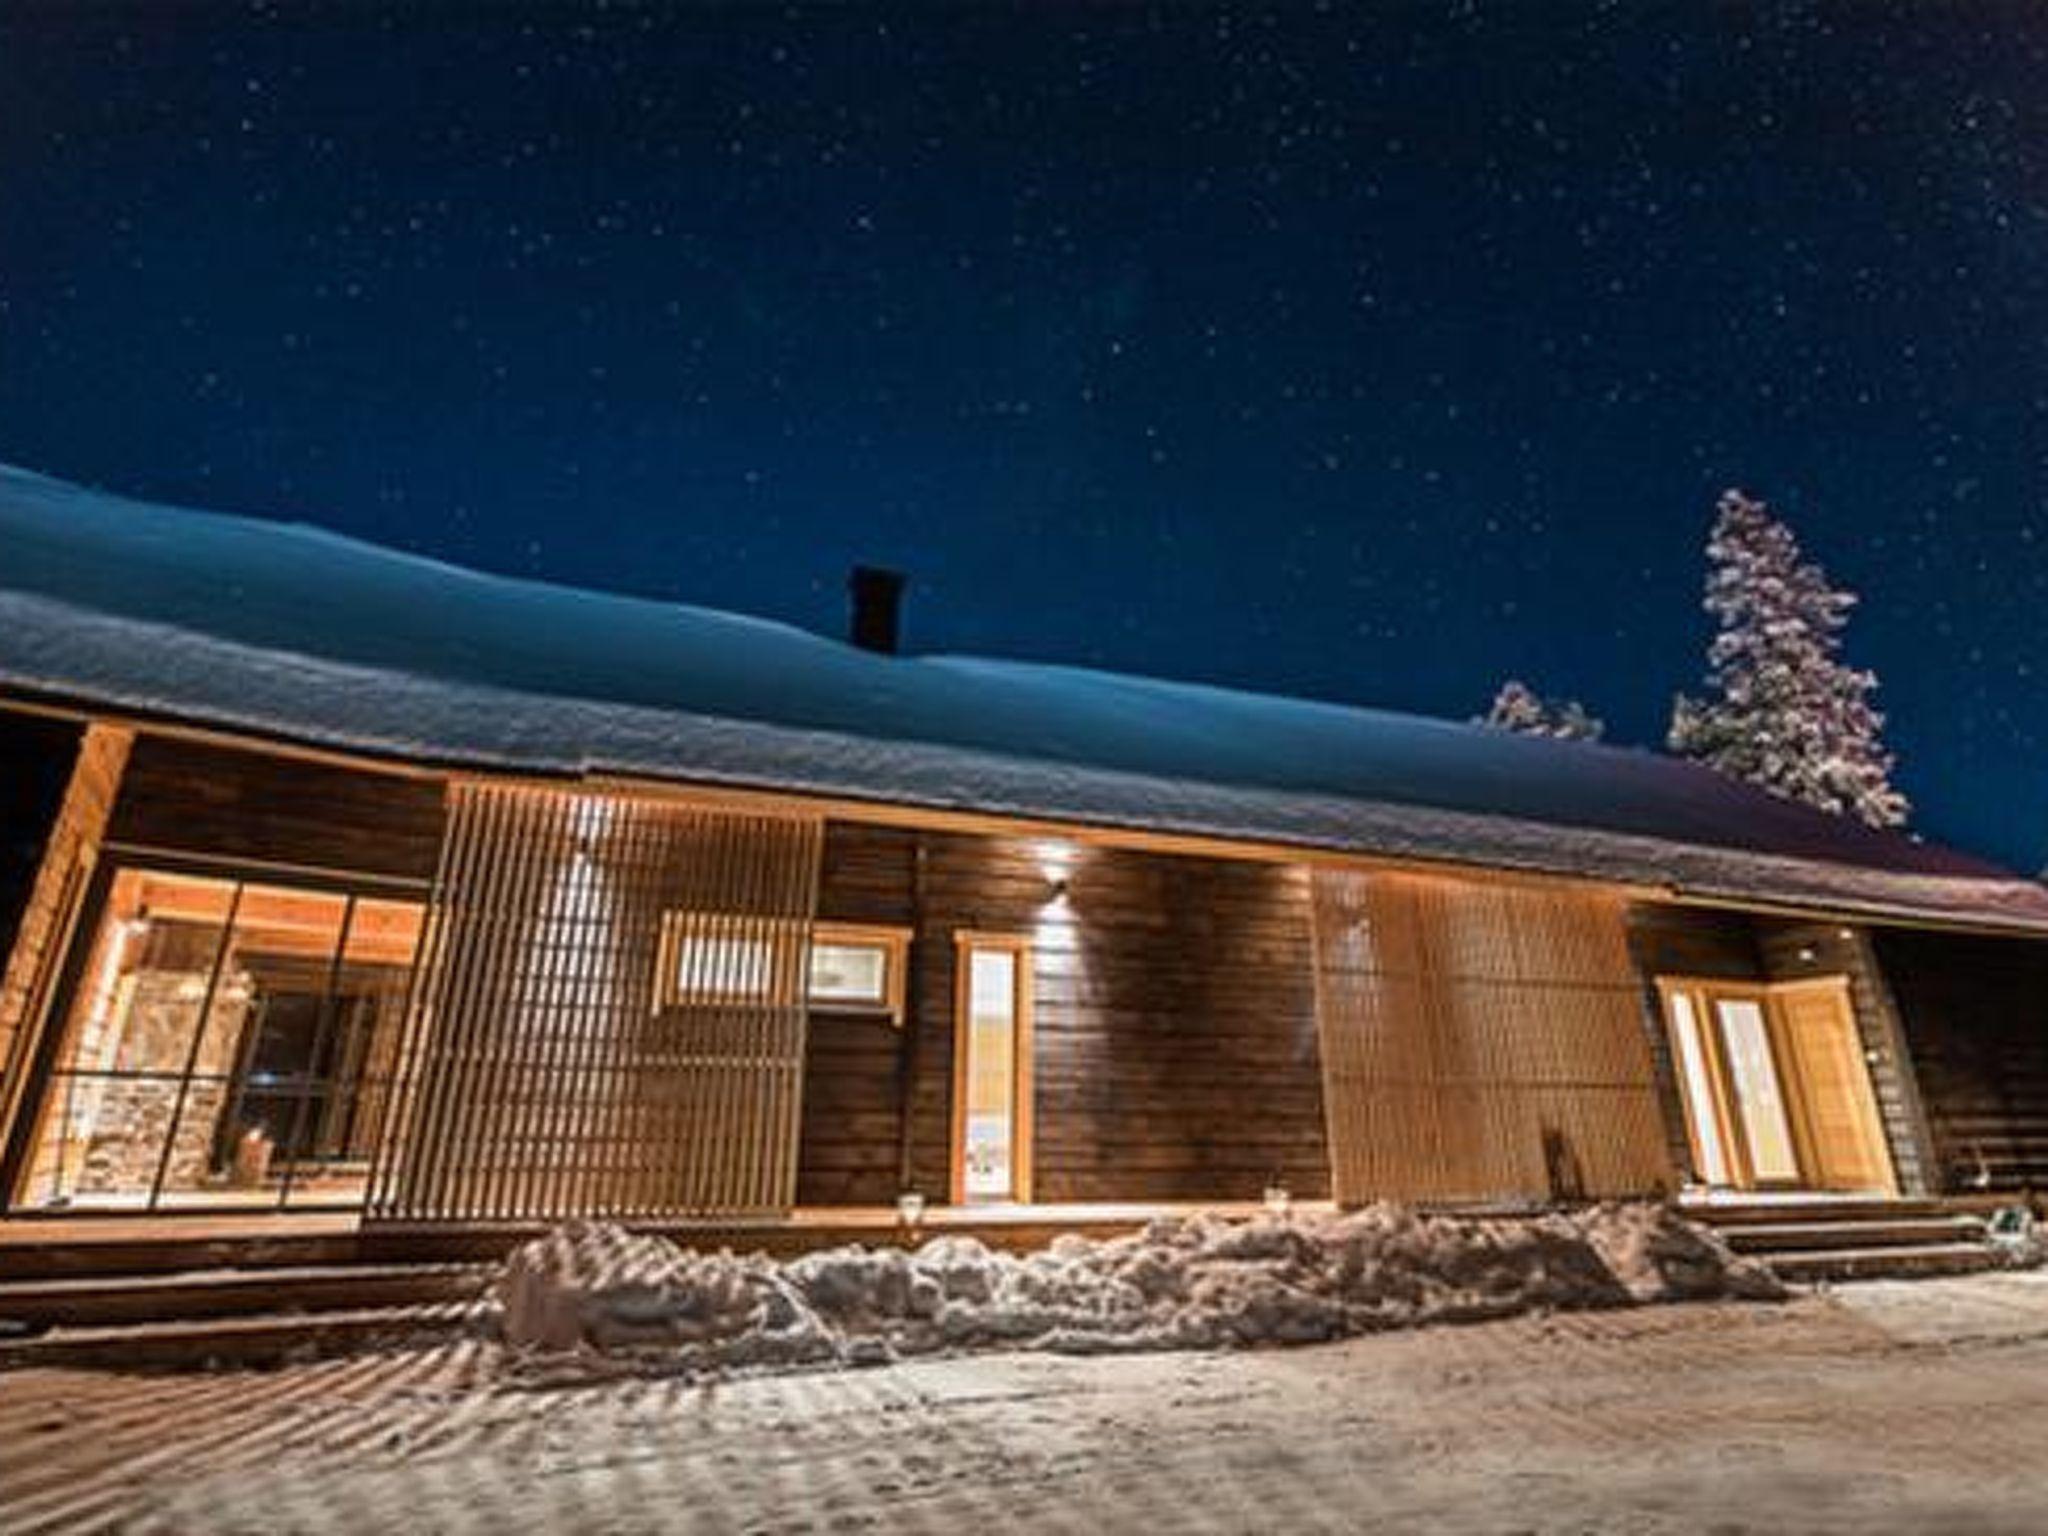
[494,1204,1782,1371]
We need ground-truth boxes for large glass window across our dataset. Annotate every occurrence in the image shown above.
[13,867,424,1212]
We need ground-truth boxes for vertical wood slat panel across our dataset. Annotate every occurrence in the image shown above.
[1310,869,1673,1205]
[369,783,821,1223]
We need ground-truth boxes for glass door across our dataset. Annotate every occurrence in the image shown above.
[1710,994,1802,1186]
[952,934,1033,1203]
[1663,989,1735,1187]
[1658,979,1804,1192]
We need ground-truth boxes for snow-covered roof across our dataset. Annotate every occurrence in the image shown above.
[3,462,2045,933]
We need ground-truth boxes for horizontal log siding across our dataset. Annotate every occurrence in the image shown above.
[1756,920,1936,1197]
[979,838,1326,1203]
[1316,872,1673,1204]
[1873,928,2048,1195]
[108,736,446,882]
[798,824,919,1206]
[800,825,1329,1207]
[1625,903,1765,981]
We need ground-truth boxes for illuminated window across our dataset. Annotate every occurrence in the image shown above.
[1665,991,1732,1187]
[654,916,909,1018]
[653,912,788,1008]
[808,924,911,1023]
[10,866,424,1213]
[952,932,1032,1203]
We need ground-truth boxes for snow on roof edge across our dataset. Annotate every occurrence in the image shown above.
[6,590,2047,937]
[2,460,2007,886]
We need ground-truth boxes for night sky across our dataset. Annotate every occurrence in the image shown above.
[3,5,2047,869]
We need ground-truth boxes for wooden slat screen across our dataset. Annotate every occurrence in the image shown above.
[369,783,823,1223]
[1310,869,1673,1204]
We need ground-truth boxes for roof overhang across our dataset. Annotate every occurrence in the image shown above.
[7,590,2048,939]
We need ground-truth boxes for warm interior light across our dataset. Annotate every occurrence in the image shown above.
[809,941,891,1005]
[569,795,614,843]
[962,947,1021,1201]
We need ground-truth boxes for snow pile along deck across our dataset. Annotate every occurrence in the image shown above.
[496,1204,1783,1370]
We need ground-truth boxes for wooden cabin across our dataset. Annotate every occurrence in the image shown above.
[3,462,2048,1248]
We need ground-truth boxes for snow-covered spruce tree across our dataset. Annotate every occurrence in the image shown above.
[1478,679,1605,741]
[1667,488,1908,828]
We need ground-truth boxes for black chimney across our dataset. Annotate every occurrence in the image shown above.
[848,565,906,655]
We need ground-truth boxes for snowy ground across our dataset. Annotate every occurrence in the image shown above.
[9,1271,2048,1534]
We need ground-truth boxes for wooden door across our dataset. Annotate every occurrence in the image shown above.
[1659,979,1803,1191]
[1773,977,1897,1195]
[1709,990,1804,1188]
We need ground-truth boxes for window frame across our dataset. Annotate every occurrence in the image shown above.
[949,930,1034,1205]
[651,911,800,1010]
[652,914,912,1022]
[807,922,912,1025]
[0,850,429,1215]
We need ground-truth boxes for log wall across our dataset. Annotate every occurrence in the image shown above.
[797,824,918,1206]
[1625,903,1764,982]
[797,824,1330,1206]
[107,736,445,882]
[1313,870,1673,1203]
[1874,928,2048,1194]
[21,723,2030,1222]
